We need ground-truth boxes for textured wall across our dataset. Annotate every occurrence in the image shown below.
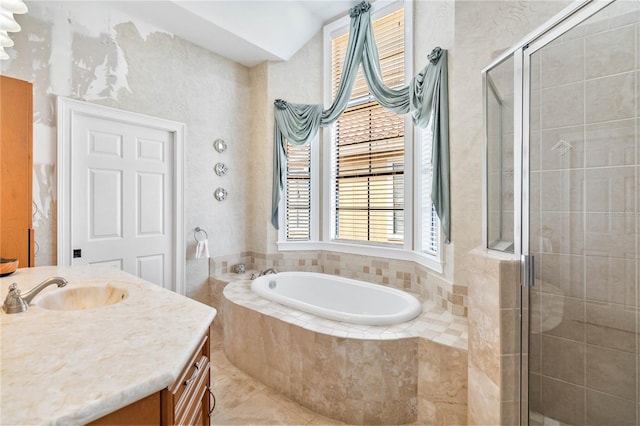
[1,1,251,300]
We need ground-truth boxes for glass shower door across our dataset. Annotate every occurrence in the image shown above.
[526,1,639,424]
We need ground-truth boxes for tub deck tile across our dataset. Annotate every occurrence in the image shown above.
[221,278,468,351]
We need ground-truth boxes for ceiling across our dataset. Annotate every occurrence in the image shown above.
[112,1,359,67]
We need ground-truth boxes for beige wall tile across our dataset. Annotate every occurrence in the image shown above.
[585,166,637,213]
[538,294,585,342]
[529,372,541,414]
[500,354,519,402]
[586,318,636,354]
[541,37,585,88]
[587,389,637,425]
[540,376,586,425]
[540,82,584,129]
[500,309,519,355]
[540,253,585,298]
[539,125,584,170]
[540,212,584,255]
[585,212,636,258]
[605,0,640,28]
[499,261,520,309]
[586,72,635,123]
[540,169,584,212]
[585,257,636,305]
[585,25,635,79]
[467,363,500,426]
[541,334,585,385]
[586,344,636,400]
[417,339,467,425]
[586,301,636,343]
[529,332,541,374]
[586,119,636,167]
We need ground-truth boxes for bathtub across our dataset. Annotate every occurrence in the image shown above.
[251,271,422,326]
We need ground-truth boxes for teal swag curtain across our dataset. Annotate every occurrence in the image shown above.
[272,1,451,244]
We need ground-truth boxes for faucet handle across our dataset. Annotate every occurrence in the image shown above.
[3,283,27,314]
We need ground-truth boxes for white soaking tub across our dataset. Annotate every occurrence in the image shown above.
[251,271,422,326]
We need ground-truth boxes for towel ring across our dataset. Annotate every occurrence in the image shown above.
[194,227,208,243]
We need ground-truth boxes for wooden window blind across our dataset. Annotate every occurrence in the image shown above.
[331,7,405,245]
[285,141,311,240]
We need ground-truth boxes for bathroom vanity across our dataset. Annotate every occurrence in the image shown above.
[0,265,216,425]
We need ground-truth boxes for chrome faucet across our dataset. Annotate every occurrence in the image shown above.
[258,268,278,277]
[2,277,68,314]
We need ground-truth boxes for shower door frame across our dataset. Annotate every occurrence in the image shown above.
[482,0,619,424]
[519,1,617,424]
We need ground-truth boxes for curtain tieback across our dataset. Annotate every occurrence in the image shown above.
[274,99,288,110]
[349,1,371,18]
[428,47,443,64]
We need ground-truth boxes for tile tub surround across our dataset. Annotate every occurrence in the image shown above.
[0,265,217,425]
[221,277,468,425]
[209,249,468,317]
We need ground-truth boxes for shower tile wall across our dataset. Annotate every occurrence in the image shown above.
[529,2,639,425]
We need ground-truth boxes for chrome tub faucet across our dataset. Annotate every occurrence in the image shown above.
[259,268,278,277]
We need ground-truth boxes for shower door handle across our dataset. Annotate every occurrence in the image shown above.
[523,254,535,288]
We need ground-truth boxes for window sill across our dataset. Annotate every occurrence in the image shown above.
[277,240,443,274]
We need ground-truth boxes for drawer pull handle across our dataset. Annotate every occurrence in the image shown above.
[208,386,216,417]
[183,361,202,386]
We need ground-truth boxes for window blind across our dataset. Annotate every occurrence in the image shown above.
[421,122,439,255]
[331,7,405,245]
[285,141,311,240]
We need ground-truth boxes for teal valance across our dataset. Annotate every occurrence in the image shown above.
[272,0,450,243]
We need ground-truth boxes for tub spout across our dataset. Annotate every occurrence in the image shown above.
[258,268,278,277]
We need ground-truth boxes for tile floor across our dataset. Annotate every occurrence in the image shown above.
[208,326,345,425]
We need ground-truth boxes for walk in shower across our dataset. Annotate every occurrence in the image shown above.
[483,0,639,424]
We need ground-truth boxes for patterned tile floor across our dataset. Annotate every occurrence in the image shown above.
[208,326,345,425]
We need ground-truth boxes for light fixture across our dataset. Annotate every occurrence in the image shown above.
[0,0,27,60]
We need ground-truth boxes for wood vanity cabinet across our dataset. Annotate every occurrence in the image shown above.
[0,75,35,268]
[162,330,211,426]
[90,327,211,426]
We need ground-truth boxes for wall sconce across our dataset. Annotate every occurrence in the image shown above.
[0,0,28,60]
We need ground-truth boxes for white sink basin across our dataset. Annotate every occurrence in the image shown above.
[36,284,129,311]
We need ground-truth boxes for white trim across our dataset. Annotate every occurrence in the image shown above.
[57,97,186,295]
[403,0,414,252]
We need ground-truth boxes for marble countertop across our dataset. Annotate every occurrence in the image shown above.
[0,265,217,426]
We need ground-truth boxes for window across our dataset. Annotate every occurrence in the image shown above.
[285,141,311,241]
[331,7,406,246]
[279,0,441,271]
[419,122,439,255]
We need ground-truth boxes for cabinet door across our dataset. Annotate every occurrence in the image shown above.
[0,76,34,267]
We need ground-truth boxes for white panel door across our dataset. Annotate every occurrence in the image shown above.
[71,115,173,288]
